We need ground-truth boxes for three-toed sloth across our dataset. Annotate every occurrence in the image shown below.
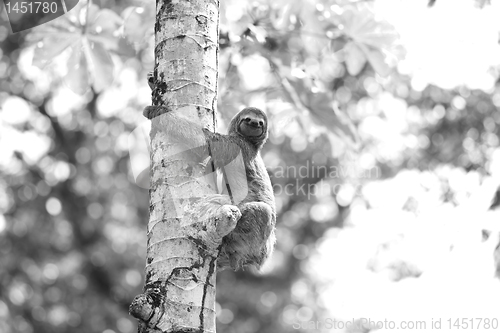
[143,105,276,270]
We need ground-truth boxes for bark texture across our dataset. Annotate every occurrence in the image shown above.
[129,1,228,332]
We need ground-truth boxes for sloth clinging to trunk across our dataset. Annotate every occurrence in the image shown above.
[144,102,276,271]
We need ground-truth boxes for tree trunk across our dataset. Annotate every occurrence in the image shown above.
[129,1,235,332]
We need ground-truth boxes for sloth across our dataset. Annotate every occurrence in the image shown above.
[143,104,276,270]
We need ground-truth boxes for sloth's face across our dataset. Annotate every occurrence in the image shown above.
[238,112,266,137]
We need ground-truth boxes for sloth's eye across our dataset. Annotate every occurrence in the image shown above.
[258,121,263,126]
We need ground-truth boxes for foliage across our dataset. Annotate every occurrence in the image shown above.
[29,1,134,93]
[0,0,499,333]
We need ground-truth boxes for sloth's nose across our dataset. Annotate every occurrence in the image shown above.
[249,120,260,127]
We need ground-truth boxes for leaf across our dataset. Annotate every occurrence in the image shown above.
[86,8,136,56]
[86,33,135,57]
[287,79,359,147]
[26,17,80,43]
[64,43,90,94]
[308,92,359,146]
[83,39,114,92]
[344,41,366,76]
[27,10,82,68]
[272,3,292,30]
[114,38,137,57]
[91,8,123,34]
[123,6,155,46]
[343,9,398,50]
[356,43,390,77]
[32,32,80,68]
[340,7,400,76]
[364,47,390,77]
[84,4,101,26]
[299,1,328,55]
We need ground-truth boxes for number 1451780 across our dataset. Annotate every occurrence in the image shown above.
[447,318,499,330]
[5,2,58,14]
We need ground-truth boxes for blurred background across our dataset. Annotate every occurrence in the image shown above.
[1,0,500,332]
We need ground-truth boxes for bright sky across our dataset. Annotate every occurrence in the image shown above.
[375,0,500,91]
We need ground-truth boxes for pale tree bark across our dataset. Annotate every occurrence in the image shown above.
[129,1,236,332]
